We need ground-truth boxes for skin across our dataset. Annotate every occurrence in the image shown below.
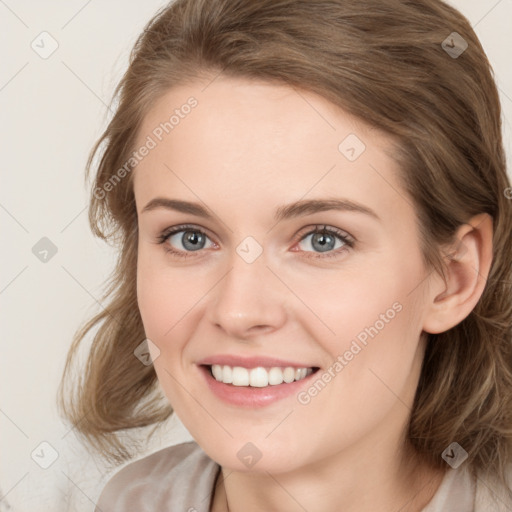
[133,75,493,512]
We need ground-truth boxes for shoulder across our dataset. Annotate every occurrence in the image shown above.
[95,441,220,512]
[474,463,512,512]
[422,463,512,512]
[421,466,475,512]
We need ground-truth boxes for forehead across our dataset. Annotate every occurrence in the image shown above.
[133,76,411,226]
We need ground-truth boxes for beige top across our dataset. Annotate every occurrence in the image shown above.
[95,441,512,511]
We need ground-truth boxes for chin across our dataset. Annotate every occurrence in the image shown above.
[195,434,310,474]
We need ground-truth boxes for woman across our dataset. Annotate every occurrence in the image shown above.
[59,0,512,510]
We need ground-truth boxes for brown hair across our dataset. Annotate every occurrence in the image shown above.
[59,0,512,492]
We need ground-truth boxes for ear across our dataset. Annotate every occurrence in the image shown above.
[422,213,493,334]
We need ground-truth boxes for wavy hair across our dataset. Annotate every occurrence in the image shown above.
[58,0,512,493]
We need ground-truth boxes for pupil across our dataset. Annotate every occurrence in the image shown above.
[313,232,334,252]
[183,231,204,251]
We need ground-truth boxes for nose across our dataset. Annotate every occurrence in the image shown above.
[206,251,287,341]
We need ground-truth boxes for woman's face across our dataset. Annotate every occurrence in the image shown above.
[134,76,435,473]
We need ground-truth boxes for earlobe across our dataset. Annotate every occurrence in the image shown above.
[422,213,493,335]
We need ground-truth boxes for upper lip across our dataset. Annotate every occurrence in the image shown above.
[197,354,318,369]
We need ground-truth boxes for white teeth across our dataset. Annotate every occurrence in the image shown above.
[249,367,268,387]
[210,365,314,387]
[222,365,233,384]
[295,368,307,380]
[283,367,295,383]
[268,367,284,385]
[211,364,223,381]
[231,366,249,386]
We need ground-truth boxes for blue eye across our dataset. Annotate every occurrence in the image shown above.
[296,225,354,258]
[299,229,345,252]
[156,224,354,260]
[157,225,215,258]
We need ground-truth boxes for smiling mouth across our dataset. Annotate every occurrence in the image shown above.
[205,364,320,388]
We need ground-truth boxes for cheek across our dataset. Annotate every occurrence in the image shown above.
[136,245,197,338]
[289,287,424,459]
[136,257,195,402]
[291,251,422,352]
[136,265,171,341]
[135,248,214,386]
[304,256,426,409]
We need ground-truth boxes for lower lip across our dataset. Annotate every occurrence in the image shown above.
[198,365,318,408]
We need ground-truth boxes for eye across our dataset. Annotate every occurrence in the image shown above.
[156,224,354,260]
[157,225,216,258]
[295,225,354,258]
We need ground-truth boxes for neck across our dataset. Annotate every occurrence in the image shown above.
[211,439,445,512]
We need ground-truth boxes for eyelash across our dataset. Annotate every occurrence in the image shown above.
[155,224,355,260]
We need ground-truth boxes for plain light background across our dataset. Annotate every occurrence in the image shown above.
[1,1,511,510]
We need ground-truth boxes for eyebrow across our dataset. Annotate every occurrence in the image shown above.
[141,197,380,223]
